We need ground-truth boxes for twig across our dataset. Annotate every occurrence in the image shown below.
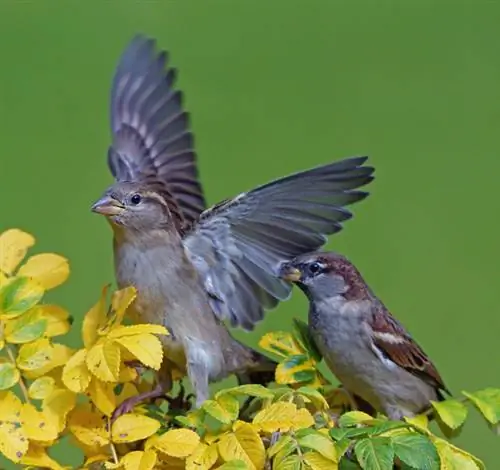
[107,417,119,464]
[6,345,31,404]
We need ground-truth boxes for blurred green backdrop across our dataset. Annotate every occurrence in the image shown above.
[1,0,499,467]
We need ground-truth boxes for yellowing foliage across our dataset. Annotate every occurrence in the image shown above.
[0,228,495,470]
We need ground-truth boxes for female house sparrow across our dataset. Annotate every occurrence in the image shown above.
[279,252,449,420]
[91,35,375,414]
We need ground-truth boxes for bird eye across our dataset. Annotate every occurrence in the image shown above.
[308,262,322,275]
[130,194,142,205]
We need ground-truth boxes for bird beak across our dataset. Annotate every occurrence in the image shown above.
[91,195,125,216]
[279,263,302,282]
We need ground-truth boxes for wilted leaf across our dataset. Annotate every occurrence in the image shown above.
[463,388,500,425]
[354,437,394,470]
[0,359,20,390]
[391,433,439,470]
[431,399,468,430]
[218,421,265,470]
[338,411,374,427]
[0,277,44,319]
[113,333,163,370]
[186,442,219,470]
[4,308,47,343]
[0,229,35,275]
[298,431,337,461]
[112,413,160,443]
[21,403,59,441]
[18,253,69,290]
[38,305,71,337]
[17,338,53,371]
[203,394,240,424]
[86,341,121,382]
[147,428,200,458]
[28,376,55,400]
[253,402,314,433]
[83,285,109,349]
[68,408,109,447]
[20,442,65,470]
[62,349,91,393]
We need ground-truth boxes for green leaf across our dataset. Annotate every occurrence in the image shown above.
[5,309,47,343]
[463,388,500,425]
[202,396,238,424]
[268,434,295,458]
[296,387,329,410]
[292,318,322,362]
[298,431,337,461]
[0,277,44,319]
[391,434,439,470]
[338,411,374,428]
[216,383,274,400]
[275,454,303,470]
[217,459,249,470]
[0,360,20,389]
[354,437,394,470]
[431,399,468,430]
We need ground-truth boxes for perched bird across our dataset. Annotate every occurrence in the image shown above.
[91,35,375,415]
[279,252,449,420]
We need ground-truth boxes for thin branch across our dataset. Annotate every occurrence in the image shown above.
[6,345,31,404]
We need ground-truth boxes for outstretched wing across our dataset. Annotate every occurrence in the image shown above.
[370,303,449,394]
[184,157,374,330]
[107,34,206,225]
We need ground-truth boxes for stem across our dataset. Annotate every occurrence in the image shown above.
[107,418,119,464]
[6,345,31,404]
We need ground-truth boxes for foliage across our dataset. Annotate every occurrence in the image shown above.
[0,228,497,469]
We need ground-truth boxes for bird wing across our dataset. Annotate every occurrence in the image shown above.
[107,34,206,225]
[183,157,374,330]
[370,303,449,393]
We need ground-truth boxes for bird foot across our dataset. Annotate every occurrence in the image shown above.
[111,384,164,422]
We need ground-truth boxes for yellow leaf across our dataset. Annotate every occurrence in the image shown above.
[86,341,121,382]
[218,421,265,470]
[303,451,338,470]
[38,305,71,337]
[108,324,169,339]
[0,277,45,319]
[28,376,55,400]
[0,391,28,462]
[113,333,163,370]
[186,442,219,470]
[111,413,160,443]
[118,364,138,383]
[0,358,20,390]
[116,382,139,405]
[119,450,157,470]
[100,286,137,335]
[404,414,429,432]
[84,454,111,467]
[298,432,337,461]
[88,378,116,417]
[21,403,59,441]
[62,349,91,393]
[68,408,110,447]
[433,438,483,469]
[259,331,304,359]
[216,461,250,470]
[17,338,54,371]
[0,229,35,275]
[23,343,74,379]
[18,253,69,290]
[83,285,109,349]
[203,394,240,424]
[253,402,314,433]
[43,388,77,432]
[147,428,200,458]
[20,443,65,470]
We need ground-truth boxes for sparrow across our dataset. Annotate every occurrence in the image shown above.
[91,35,375,415]
[279,252,449,420]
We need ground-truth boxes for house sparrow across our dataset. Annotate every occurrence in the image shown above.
[91,35,375,415]
[279,252,449,420]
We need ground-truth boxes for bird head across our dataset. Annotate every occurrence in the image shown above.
[91,181,177,232]
[279,251,368,301]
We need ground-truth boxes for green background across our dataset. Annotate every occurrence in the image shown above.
[1,0,499,467]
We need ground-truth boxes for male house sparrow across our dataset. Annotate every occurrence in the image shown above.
[280,252,449,420]
[91,35,375,413]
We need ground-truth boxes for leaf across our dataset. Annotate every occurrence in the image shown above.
[253,402,314,433]
[88,378,116,417]
[203,394,240,424]
[82,285,109,349]
[111,413,160,443]
[16,338,53,371]
[404,414,429,432]
[0,229,35,275]
[298,431,337,461]
[338,411,374,427]
[268,434,295,459]
[86,341,121,382]
[463,388,500,425]
[0,359,20,390]
[354,437,394,470]
[20,443,65,470]
[62,348,91,393]
[0,277,44,319]
[431,399,468,430]
[18,253,69,290]
[108,324,169,339]
[28,376,55,400]
[433,438,484,469]
[20,403,59,441]
[276,354,316,384]
[292,318,322,362]
[113,333,163,369]
[274,454,302,470]
[116,450,157,470]
[296,387,329,410]
[147,428,200,458]
[303,450,339,470]
[68,408,109,447]
[391,433,439,470]
[259,331,304,359]
[4,308,47,343]
[38,305,71,337]
[216,384,275,400]
[23,342,73,379]
[100,286,137,335]
[43,388,77,432]
[186,442,219,470]
[216,460,249,470]
[218,421,265,470]
[0,391,28,462]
